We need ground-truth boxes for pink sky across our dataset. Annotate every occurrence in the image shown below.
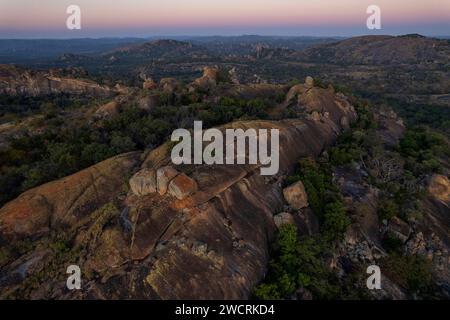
[0,0,449,37]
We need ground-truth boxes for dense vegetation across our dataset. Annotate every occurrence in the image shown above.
[254,158,353,300]
[0,91,279,206]
[254,97,445,300]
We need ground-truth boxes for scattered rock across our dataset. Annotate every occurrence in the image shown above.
[283,181,309,209]
[406,232,427,255]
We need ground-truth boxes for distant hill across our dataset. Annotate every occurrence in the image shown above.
[102,39,213,62]
[293,34,450,65]
[0,38,145,63]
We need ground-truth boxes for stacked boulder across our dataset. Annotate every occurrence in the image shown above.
[129,166,198,200]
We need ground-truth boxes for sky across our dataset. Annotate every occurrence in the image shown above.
[0,0,449,38]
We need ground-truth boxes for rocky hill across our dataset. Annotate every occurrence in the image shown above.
[0,65,115,97]
[0,78,357,299]
[103,39,213,62]
[0,69,448,300]
[293,34,450,65]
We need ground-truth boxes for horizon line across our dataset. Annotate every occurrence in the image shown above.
[0,33,449,40]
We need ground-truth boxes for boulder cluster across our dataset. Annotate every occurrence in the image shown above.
[273,180,311,230]
[129,166,198,200]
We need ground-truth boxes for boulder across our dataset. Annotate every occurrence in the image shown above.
[143,78,157,90]
[159,78,179,93]
[229,67,240,84]
[94,100,120,119]
[168,173,198,200]
[138,94,160,111]
[305,76,314,89]
[192,66,219,90]
[203,66,219,81]
[340,116,350,129]
[428,174,450,205]
[273,212,295,229]
[309,111,321,121]
[129,168,157,196]
[156,166,179,195]
[283,181,309,209]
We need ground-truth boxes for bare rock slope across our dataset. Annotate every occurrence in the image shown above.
[0,82,357,299]
[0,64,114,96]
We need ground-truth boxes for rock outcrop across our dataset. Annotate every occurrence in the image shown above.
[94,100,121,119]
[142,78,157,90]
[0,65,115,97]
[0,84,357,299]
[191,66,219,91]
[137,94,160,111]
[0,152,140,242]
[428,174,450,206]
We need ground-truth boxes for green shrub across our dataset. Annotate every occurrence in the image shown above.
[378,199,399,220]
[382,233,404,254]
[254,222,346,300]
[323,202,350,240]
[382,254,435,295]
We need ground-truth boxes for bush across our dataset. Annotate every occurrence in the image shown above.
[399,127,448,176]
[382,254,435,295]
[382,233,404,254]
[253,225,337,300]
[323,202,350,240]
[378,199,399,220]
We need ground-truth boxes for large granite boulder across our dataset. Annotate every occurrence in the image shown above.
[428,174,450,206]
[129,168,157,196]
[283,181,309,209]
[156,166,179,195]
[168,173,198,200]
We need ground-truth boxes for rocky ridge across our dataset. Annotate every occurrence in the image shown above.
[0,78,357,299]
[0,64,114,97]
